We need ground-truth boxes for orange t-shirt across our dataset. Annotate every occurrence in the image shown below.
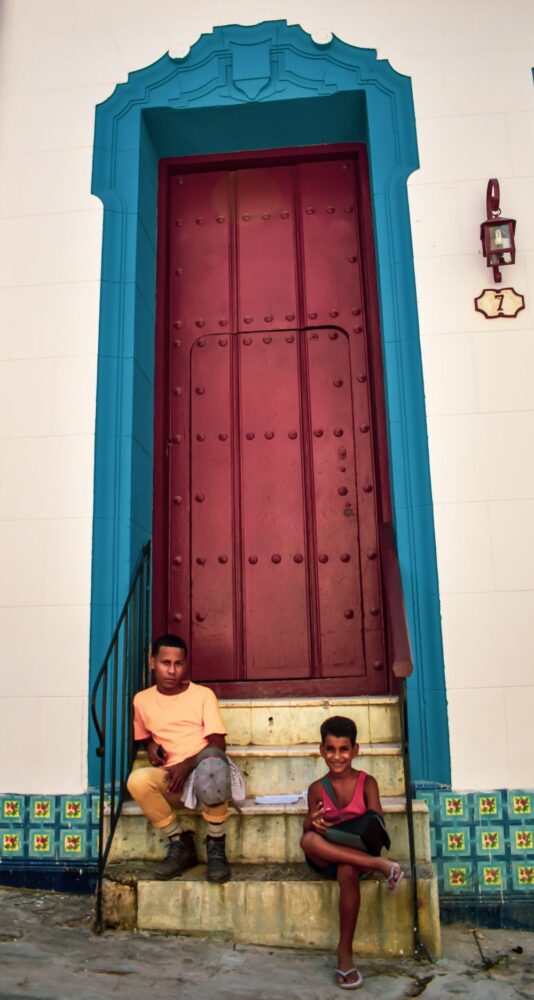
[133,682,227,766]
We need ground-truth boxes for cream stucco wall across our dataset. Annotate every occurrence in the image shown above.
[0,0,532,793]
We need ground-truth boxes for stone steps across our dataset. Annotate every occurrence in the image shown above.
[219,696,401,746]
[109,796,431,864]
[102,861,441,957]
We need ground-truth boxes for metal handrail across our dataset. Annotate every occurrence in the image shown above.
[380,522,431,961]
[90,540,151,931]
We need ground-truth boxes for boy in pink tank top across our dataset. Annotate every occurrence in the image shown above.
[301,716,403,991]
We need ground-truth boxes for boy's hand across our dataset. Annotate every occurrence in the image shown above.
[164,760,192,795]
[311,801,336,835]
[146,739,167,767]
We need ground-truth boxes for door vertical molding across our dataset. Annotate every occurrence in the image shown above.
[90,21,450,785]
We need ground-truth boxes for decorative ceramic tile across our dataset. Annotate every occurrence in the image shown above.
[439,792,470,822]
[510,826,534,855]
[60,795,87,825]
[90,794,101,823]
[510,791,533,819]
[511,862,534,891]
[29,796,56,824]
[0,795,26,824]
[475,792,503,821]
[417,791,437,823]
[59,829,87,860]
[91,829,100,860]
[28,829,56,859]
[1,830,24,857]
[429,826,437,858]
[444,827,471,856]
[477,861,508,893]
[443,862,474,892]
[475,825,506,856]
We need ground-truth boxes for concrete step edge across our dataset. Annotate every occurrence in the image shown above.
[104,860,436,885]
[114,796,428,818]
[219,696,399,708]
[226,741,401,757]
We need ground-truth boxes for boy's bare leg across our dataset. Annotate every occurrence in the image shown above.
[336,863,362,987]
[301,830,401,883]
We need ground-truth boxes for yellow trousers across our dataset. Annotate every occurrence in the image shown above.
[126,766,230,829]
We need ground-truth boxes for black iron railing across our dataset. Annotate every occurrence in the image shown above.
[91,540,151,931]
[380,522,431,962]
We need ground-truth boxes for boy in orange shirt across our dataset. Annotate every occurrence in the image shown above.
[127,634,233,883]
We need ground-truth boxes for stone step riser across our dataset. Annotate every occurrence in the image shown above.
[102,874,441,957]
[232,751,404,798]
[108,809,431,865]
[220,699,400,747]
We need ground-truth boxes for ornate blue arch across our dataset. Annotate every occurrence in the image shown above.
[90,20,450,786]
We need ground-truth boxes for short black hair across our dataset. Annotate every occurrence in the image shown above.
[320,715,357,745]
[151,634,188,657]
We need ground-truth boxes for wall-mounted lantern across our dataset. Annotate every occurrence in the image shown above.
[480,178,516,284]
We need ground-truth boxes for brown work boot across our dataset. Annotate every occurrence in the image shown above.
[206,834,231,883]
[153,830,198,880]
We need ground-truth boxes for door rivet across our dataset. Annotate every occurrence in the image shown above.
[373,660,384,671]
[195,319,205,328]
[360,424,369,433]
[352,308,361,317]
[174,320,183,329]
[196,557,206,565]
[262,213,271,220]
[169,434,182,444]
[338,486,348,496]
[345,206,354,213]
[216,216,225,223]
[288,430,298,440]
[353,326,363,334]
[271,554,282,564]
[195,386,205,395]
[243,336,252,345]
[196,612,206,621]
[173,339,182,348]
[318,553,329,563]
[264,314,273,323]
[219,319,228,327]
[344,609,354,619]
[173,496,183,505]
[308,312,318,319]
[195,493,205,503]
[357,373,367,383]
[333,428,344,437]
[310,333,319,340]
[265,431,274,439]
[197,338,206,346]
[326,206,335,214]
[263,336,272,344]
[348,255,358,263]
[285,313,295,321]
[242,214,252,221]
[329,309,339,318]
[218,555,228,564]
[281,211,289,219]
[294,553,304,563]
[340,553,351,562]
[172,386,182,396]
[196,433,206,442]
[305,207,315,215]
[173,612,183,621]
[218,433,228,442]
[328,331,338,340]
[249,555,258,564]
[285,335,295,343]
[313,429,324,437]
[370,606,381,616]
[196,217,204,225]
[175,268,183,276]
[367,550,377,560]
[334,378,343,387]
[243,317,253,325]
[245,432,255,440]
[363,482,373,493]
[218,338,228,346]
[175,219,183,227]
[173,556,182,566]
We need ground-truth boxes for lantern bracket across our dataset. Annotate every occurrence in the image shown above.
[481,177,516,284]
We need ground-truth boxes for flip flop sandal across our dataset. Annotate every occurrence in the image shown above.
[334,967,364,990]
[387,864,405,893]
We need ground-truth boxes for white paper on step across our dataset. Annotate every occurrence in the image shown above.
[254,792,307,804]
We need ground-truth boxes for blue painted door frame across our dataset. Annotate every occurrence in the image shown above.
[90,21,450,787]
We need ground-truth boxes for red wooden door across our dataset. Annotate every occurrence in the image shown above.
[155,149,388,696]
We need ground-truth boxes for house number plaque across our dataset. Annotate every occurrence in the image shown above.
[474,287,525,319]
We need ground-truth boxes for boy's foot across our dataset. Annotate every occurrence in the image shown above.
[206,834,231,883]
[153,830,198,879]
[334,967,364,990]
[386,862,404,893]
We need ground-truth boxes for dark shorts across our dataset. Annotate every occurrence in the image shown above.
[305,854,370,881]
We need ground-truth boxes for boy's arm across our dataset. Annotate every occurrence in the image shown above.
[302,779,324,832]
[363,774,384,815]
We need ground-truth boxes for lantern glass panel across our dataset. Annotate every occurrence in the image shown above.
[488,222,513,252]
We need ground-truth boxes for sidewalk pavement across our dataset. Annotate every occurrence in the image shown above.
[0,887,533,1000]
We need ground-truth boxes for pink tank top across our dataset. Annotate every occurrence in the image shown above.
[320,770,368,823]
